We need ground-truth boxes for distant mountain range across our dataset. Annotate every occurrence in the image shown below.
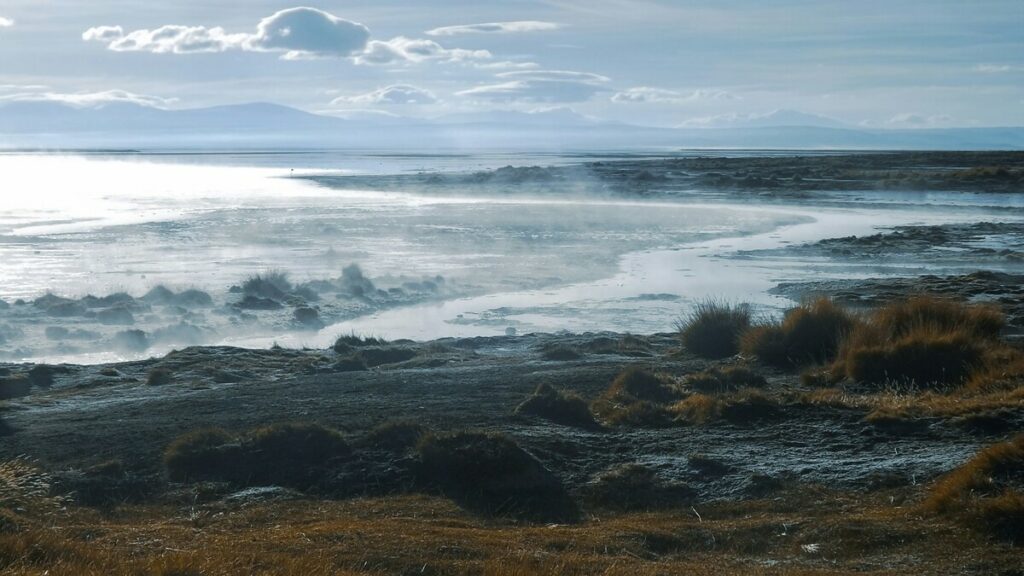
[1,100,1021,150]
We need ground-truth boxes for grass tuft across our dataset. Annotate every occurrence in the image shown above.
[146,367,174,386]
[163,422,350,490]
[741,297,857,368]
[685,366,766,393]
[590,368,677,427]
[416,431,579,522]
[923,435,1024,544]
[515,384,599,429]
[677,300,751,359]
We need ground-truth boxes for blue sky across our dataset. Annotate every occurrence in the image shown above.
[0,0,1021,127]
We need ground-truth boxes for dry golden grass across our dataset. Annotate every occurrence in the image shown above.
[1,486,1020,575]
[922,435,1024,544]
[832,297,1012,389]
[924,434,1024,513]
[590,368,677,426]
[741,298,857,368]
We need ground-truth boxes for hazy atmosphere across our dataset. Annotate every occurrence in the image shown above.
[0,1,1022,134]
[1,3,1023,576]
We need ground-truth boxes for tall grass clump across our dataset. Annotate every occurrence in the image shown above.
[242,271,293,300]
[676,300,751,359]
[835,297,1006,389]
[740,298,857,368]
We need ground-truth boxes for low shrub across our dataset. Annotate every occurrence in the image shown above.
[539,344,583,361]
[685,366,766,393]
[834,298,1006,389]
[672,389,782,425]
[164,422,350,490]
[244,423,351,488]
[741,298,857,368]
[670,393,720,425]
[677,300,751,359]
[603,367,677,404]
[361,420,428,453]
[580,463,694,511]
[416,431,578,522]
[718,389,782,423]
[868,296,1003,341]
[146,367,174,386]
[843,330,984,389]
[514,384,599,429]
[164,428,241,483]
[590,368,678,426]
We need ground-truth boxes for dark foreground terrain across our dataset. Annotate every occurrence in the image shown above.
[2,270,1023,575]
[1,150,1022,575]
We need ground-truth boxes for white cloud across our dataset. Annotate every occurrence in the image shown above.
[248,7,370,57]
[354,36,491,65]
[82,26,124,43]
[611,86,739,104]
[973,63,1018,73]
[678,109,846,129]
[884,113,954,128]
[426,21,559,36]
[474,60,540,70]
[457,69,610,103]
[0,84,49,92]
[0,89,175,109]
[87,25,250,54]
[0,17,13,28]
[496,70,610,83]
[83,7,369,58]
[332,84,437,106]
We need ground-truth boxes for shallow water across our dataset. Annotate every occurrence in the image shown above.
[2,152,1022,363]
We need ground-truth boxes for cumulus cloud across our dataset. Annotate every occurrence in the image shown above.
[426,21,559,36]
[0,89,175,108]
[0,17,13,28]
[457,69,611,103]
[248,7,370,58]
[354,36,490,65]
[611,86,739,104]
[332,84,438,106]
[83,7,369,58]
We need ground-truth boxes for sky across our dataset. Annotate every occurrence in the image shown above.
[0,0,1021,128]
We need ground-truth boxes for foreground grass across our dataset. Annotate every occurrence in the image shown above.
[1,487,1020,576]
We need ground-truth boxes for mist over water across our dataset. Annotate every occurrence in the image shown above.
[2,152,1021,363]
